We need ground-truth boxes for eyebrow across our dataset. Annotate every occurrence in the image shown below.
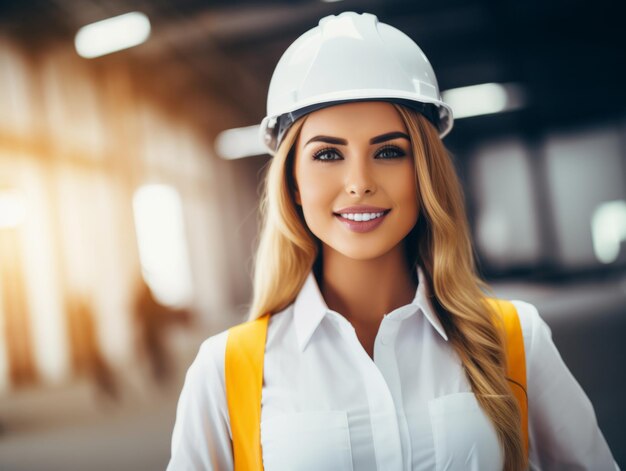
[371,131,410,144]
[304,131,410,147]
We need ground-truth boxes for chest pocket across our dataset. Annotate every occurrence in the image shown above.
[261,410,354,471]
[428,392,503,471]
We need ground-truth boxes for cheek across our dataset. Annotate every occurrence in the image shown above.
[400,175,419,210]
[296,170,337,211]
[385,164,419,213]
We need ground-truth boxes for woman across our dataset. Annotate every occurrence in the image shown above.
[168,12,617,471]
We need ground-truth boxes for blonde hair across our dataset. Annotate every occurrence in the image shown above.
[249,105,526,471]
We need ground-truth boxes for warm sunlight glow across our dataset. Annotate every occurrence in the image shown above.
[133,184,193,307]
[0,189,26,228]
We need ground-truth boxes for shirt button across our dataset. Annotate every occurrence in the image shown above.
[380,334,392,345]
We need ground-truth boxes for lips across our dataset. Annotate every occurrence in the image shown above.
[333,208,391,233]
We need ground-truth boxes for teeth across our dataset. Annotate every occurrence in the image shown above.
[339,212,384,221]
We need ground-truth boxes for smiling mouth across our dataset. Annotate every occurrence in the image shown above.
[333,209,391,222]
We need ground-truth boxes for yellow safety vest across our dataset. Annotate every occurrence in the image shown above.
[225,298,528,470]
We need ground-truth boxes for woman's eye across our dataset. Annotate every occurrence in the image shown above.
[376,145,406,159]
[312,148,342,161]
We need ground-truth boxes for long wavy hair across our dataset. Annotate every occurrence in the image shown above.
[249,104,526,471]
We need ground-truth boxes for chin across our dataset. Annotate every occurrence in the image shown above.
[328,241,399,262]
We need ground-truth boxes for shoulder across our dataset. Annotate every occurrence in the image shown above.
[187,329,230,390]
[171,329,232,443]
[199,306,295,371]
[508,300,550,360]
[511,300,558,372]
[486,298,547,359]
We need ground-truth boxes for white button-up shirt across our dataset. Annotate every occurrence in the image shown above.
[168,268,618,470]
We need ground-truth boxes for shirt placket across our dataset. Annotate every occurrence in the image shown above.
[330,312,405,471]
[374,314,413,471]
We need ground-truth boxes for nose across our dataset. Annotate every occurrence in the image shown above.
[345,158,377,197]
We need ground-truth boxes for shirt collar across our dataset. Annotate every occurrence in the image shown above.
[293,266,449,352]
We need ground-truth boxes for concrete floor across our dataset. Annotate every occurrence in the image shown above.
[0,328,207,471]
[0,383,177,471]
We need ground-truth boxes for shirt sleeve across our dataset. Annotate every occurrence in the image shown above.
[512,301,619,470]
[167,331,234,471]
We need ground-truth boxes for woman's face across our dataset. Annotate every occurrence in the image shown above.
[293,101,419,261]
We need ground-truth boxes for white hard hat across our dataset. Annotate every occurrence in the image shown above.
[260,11,453,154]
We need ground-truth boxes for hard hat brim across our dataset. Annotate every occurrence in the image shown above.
[260,96,453,155]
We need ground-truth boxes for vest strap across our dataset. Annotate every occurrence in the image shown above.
[486,298,529,455]
[225,313,269,471]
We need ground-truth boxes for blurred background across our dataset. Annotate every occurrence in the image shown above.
[0,0,624,469]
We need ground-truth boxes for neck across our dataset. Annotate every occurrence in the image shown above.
[318,243,418,327]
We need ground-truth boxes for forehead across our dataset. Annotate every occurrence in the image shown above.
[299,101,407,141]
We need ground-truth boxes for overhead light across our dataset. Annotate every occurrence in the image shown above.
[442,82,526,119]
[321,0,345,3]
[215,125,267,160]
[75,12,151,59]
